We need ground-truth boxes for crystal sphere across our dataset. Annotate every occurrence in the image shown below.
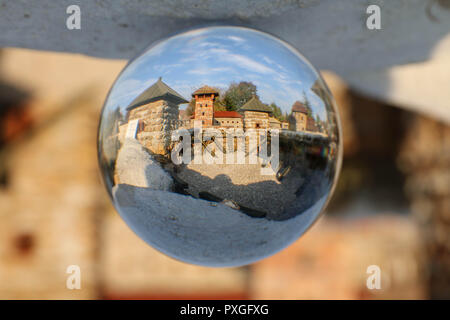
[98,26,342,267]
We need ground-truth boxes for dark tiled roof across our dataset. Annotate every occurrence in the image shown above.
[192,85,219,97]
[126,77,188,110]
[291,101,308,113]
[239,96,272,113]
[214,111,242,118]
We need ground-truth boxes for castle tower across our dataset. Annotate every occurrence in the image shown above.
[126,77,188,155]
[289,101,308,131]
[192,86,219,127]
[239,95,272,130]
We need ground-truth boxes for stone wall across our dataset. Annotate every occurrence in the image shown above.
[0,48,435,300]
[289,112,307,132]
[250,216,426,299]
[0,93,101,299]
[214,117,243,129]
[128,100,179,155]
[269,117,281,129]
[398,115,450,299]
[243,111,269,130]
[194,94,214,127]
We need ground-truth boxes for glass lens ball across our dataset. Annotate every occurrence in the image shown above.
[98,26,342,267]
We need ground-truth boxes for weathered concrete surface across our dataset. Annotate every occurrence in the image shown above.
[0,1,449,121]
[0,0,449,75]
[345,37,450,124]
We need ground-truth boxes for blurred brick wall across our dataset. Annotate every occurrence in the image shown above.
[0,91,101,299]
[398,115,450,299]
[0,49,429,299]
[250,216,426,299]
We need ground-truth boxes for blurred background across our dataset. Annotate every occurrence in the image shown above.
[0,0,449,300]
[0,48,448,299]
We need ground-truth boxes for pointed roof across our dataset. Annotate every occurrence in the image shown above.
[192,85,219,97]
[239,95,272,113]
[126,77,188,110]
[291,101,308,114]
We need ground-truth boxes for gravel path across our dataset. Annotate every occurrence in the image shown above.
[177,155,305,217]
[112,138,329,266]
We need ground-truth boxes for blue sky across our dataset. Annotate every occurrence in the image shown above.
[105,26,328,120]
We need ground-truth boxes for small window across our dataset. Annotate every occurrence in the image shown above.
[202,112,205,116]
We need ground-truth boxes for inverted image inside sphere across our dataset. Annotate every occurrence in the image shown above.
[98,26,342,267]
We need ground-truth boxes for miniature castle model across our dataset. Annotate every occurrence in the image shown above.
[288,100,321,133]
[289,101,308,131]
[213,111,243,128]
[121,79,322,156]
[239,95,273,130]
[192,86,218,127]
[125,77,188,155]
[189,91,279,131]
[191,85,244,129]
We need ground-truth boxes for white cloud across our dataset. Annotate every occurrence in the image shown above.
[228,35,245,43]
[187,66,234,75]
[222,53,275,75]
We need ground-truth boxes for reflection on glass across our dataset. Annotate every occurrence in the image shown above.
[98,26,342,267]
